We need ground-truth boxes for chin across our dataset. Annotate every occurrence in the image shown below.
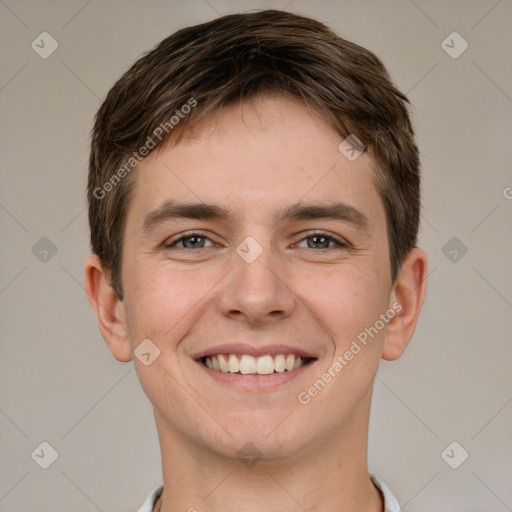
[202,410,311,462]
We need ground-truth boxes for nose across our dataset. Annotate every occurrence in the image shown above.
[216,240,296,326]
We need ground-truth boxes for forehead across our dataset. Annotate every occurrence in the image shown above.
[127,96,385,230]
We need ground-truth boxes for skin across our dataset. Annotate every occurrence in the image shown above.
[85,96,427,512]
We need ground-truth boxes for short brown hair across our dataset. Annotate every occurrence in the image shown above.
[88,9,420,300]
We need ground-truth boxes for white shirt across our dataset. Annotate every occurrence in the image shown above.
[136,474,401,511]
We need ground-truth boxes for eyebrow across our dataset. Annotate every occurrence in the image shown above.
[142,199,370,233]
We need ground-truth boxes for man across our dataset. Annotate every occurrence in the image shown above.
[85,10,427,512]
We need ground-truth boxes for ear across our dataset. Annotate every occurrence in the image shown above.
[382,248,428,361]
[84,254,132,362]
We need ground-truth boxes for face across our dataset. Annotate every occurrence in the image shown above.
[117,96,397,460]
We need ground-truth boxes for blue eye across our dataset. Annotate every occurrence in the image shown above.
[165,232,213,249]
[296,232,347,250]
[165,231,347,250]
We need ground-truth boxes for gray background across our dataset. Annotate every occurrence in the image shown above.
[1,0,511,510]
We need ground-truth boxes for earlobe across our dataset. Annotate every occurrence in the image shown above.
[84,254,133,362]
[382,248,428,361]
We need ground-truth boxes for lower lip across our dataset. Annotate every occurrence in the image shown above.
[195,359,316,391]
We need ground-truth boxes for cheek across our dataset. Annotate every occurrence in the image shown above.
[123,263,215,413]
[124,259,216,344]
[327,271,390,389]
[295,264,387,347]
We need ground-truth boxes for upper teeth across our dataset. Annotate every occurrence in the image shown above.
[203,354,306,374]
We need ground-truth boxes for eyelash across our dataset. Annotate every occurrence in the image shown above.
[164,231,348,250]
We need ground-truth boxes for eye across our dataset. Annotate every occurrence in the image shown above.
[295,231,348,250]
[163,230,348,251]
[164,231,215,249]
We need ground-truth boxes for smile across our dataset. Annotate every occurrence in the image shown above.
[201,353,314,375]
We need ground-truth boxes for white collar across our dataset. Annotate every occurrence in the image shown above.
[137,474,401,511]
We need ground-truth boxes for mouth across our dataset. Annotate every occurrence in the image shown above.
[192,344,318,390]
[200,353,316,375]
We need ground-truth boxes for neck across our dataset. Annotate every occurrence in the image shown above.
[153,403,383,512]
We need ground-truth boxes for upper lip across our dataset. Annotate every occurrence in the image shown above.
[192,343,317,360]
